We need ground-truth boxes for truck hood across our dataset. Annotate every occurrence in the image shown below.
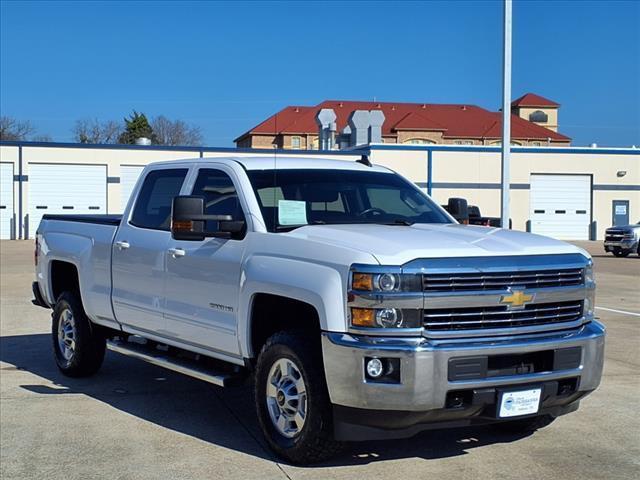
[286,223,587,265]
[607,224,640,230]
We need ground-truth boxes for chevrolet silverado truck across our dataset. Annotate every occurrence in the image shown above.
[604,222,640,257]
[32,156,605,464]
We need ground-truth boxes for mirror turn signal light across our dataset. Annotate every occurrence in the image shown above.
[172,220,193,231]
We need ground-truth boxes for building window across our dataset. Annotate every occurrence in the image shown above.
[404,138,435,145]
[529,110,548,123]
[490,141,522,146]
[312,138,319,150]
[291,136,301,149]
[531,141,542,146]
[454,140,474,145]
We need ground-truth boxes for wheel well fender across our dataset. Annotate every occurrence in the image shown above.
[239,255,347,358]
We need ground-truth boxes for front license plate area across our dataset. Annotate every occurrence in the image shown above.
[498,387,542,418]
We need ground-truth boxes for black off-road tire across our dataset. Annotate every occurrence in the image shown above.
[254,331,343,464]
[52,291,106,377]
[492,414,556,434]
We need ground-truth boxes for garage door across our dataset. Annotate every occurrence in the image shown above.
[530,174,591,240]
[28,164,107,238]
[120,165,145,213]
[0,163,15,239]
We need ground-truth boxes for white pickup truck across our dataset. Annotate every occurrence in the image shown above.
[32,156,605,464]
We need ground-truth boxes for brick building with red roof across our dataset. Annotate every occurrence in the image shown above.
[235,93,569,149]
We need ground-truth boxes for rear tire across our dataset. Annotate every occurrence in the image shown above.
[254,331,343,464]
[492,414,556,434]
[52,292,106,377]
[613,249,629,257]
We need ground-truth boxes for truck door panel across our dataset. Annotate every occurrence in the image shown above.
[111,167,189,334]
[164,167,246,355]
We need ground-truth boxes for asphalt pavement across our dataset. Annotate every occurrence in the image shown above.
[1,240,638,480]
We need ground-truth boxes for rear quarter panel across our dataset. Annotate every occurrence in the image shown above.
[37,219,119,328]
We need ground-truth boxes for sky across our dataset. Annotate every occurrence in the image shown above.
[1,0,639,147]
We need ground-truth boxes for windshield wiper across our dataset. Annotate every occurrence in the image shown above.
[385,219,414,226]
[274,220,326,232]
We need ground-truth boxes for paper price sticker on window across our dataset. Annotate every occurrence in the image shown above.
[278,200,308,226]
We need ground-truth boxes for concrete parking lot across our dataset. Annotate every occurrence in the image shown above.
[1,240,638,480]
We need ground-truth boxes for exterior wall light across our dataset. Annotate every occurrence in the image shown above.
[617,171,627,178]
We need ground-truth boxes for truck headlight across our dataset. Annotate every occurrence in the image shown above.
[584,263,594,284]
[350,307,422,329]
[351,272,422,292]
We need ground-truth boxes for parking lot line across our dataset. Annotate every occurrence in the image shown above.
[595,306,640,317]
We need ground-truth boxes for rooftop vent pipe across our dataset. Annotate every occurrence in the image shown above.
[348,110,370,147]
[315,109,337,150]
[368,110,385,144]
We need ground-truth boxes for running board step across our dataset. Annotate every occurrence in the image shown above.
[107,339,242,387]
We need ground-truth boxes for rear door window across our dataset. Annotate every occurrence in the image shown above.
[130,169,188,230]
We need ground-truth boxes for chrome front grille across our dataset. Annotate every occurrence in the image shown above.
[605,229,631,242]
[424,300,584,331]
[422,268,584,292]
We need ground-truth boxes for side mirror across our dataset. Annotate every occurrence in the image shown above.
[171,196,243,241]
[446,197,469,224]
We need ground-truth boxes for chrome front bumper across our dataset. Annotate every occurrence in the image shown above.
[604,240,637,250]
[322,321,605,412]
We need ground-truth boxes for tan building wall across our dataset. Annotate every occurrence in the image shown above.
[369,145,639,239]
[367,149,428,184]
[2,142,637,241]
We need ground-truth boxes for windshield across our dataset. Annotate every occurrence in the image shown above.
[246,168,452,232]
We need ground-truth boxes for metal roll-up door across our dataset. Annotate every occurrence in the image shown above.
[0,163,15,239]
[120,165,145,213]
[28,164,107,238]
[530,174,591,240]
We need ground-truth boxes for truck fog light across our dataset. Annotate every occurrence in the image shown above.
[366,358,384,378]
[376,273,398,291]
[375,308,402,328]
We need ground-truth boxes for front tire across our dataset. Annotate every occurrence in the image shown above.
[52,292,106,377]
[254,331,342,464]
[492,414,556,434]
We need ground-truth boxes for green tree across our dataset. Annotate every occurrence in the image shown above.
[117,111,157,144]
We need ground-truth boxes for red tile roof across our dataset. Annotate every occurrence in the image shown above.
[235,97,570,142]
[511,93,560,107]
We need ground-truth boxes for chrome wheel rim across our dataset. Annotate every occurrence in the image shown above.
[266,358,307,438]
[57,308,76,362]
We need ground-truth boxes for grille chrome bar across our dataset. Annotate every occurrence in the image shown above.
[423,268,583,292]
[424,301,583,331]
[424,303,580,318]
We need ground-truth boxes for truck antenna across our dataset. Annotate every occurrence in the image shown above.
[357,154,372,167]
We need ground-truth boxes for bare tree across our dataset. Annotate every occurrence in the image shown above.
[151,115,203,146]
[32,134,53,142]
[0,116,35,141]
[73,119,122,144]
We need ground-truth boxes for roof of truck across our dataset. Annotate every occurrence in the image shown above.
[231,156,392,172]
[150,156,393,173]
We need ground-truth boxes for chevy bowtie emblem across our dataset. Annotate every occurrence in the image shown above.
[501,290,534,309]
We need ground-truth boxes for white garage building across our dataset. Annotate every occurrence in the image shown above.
[0,141,638,241]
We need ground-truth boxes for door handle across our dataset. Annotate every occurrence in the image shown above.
[168,248,186,258]
[115,240,130,250]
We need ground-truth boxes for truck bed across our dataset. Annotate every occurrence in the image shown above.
[41,214,122,226]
